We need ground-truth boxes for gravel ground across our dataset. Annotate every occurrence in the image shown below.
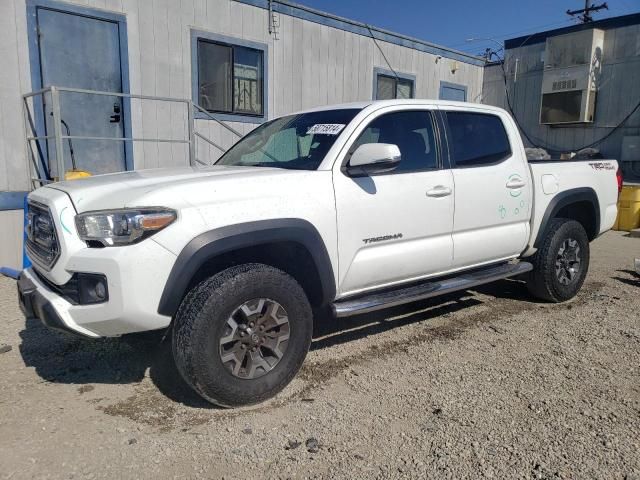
[0,230,639,480]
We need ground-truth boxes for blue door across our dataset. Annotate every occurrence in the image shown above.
[37,7,127,176]
[439,82,467,102]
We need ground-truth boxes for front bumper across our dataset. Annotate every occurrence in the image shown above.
[17,234,176,337]
[21,187,177,337]
[17,271,87,337]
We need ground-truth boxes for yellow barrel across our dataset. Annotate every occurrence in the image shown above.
[614,185,640,231]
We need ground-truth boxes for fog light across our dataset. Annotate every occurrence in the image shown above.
[94,281,106,300]
[77,273,109,305]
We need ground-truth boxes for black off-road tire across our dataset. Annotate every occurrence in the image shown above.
[172,263,313,407]
[526,218,590,302]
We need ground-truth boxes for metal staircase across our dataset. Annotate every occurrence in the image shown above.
[22,86,242,189]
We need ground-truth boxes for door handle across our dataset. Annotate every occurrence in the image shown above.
[426,185,452,197]
[110,103,121,123]
[506,178,526,189]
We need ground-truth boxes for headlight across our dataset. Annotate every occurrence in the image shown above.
[75,208,177,246]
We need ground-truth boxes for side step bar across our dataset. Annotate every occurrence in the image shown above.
[332,261,533,318]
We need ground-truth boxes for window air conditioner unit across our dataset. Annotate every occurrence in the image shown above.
[540,29,604,125]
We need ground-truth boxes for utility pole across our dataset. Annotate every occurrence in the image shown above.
[566,1,608,23]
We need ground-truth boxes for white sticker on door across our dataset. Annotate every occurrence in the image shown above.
[306,124,346,135]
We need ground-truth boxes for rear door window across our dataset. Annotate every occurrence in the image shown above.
[445,112,511,167]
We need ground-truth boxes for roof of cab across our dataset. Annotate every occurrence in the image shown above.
[293,99,509,116]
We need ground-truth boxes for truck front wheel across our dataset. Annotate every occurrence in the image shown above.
[172,264,313,407]
[526,218,590,303]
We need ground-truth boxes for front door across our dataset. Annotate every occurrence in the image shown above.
[333,108,454,297]
[36,7,127,176]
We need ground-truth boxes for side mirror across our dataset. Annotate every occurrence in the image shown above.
[346,143,401,176]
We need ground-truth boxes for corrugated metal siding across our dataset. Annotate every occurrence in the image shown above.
[0,210,24,270]
[185,2,486,164]
[483,23,640,160]
[0,0,485,267]
[0,0,30,194]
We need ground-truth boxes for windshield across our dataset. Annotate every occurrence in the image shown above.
[216,109,361,170]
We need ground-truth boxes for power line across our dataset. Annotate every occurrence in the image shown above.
[366,24,399,78]
[491,49,640,153]
[365,24,410,99]
[492,54,544,149]
[446,19,576,49]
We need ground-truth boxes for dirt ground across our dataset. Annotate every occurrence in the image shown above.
[0,231,639,480]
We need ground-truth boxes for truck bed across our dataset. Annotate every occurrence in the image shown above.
[524,159,619,256]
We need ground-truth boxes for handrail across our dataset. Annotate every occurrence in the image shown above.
[23,86,191,104]
[22,96,50,180]
[28,135,190,144]
[23,87,243,139]
[194,132,227,153]
[191,102,243,138]
[22,85,245,187]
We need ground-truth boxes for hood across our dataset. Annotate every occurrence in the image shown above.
[45,165,301,212]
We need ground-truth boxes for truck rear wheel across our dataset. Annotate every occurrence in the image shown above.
[172,264,313,407]
[526,218,590,303]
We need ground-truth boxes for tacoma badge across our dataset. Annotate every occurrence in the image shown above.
[363,233,403,244]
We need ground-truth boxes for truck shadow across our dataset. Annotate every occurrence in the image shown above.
[312,278,531,350]
[312,293,481,350]
[18,319,211,408]
[18,278,530,408]
[612,269,640,287]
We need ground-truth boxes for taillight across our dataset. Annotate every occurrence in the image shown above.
[616,168,623,195]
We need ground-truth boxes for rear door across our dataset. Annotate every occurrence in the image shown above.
[440,108,531,268]
[333,107,454,296]
[36,7,127,176]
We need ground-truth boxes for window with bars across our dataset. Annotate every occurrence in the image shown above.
[375,73,414,100]
[196,38,264,117]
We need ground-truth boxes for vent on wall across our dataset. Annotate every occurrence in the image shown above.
[540,29,604,125]
[552,79,577,91]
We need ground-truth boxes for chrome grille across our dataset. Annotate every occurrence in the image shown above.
[26,201,60,270]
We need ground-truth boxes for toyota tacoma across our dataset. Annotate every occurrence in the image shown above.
[18,100,621,407]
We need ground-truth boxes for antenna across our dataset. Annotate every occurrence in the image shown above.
[566,1,608,23]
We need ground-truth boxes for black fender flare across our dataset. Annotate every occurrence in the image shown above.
[533,187,600,248]
[157,218,336,317]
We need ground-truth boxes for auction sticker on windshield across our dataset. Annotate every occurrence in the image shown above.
[307,124,346,135]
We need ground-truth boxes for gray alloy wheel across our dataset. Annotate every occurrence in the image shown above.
[219,298,291,379]
[526,218,590,303]
[172,263,313,407]
[555,238,581,286]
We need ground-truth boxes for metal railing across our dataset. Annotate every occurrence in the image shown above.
[22,86,242,189]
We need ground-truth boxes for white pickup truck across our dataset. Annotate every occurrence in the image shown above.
[18,100,621,407]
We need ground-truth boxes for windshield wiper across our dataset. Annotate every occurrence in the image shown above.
[238,163,274,168]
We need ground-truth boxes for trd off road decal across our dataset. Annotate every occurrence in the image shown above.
[588,162,616,171]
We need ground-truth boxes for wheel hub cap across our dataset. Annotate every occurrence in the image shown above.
[219,298,290,379]
[555,238,581,286]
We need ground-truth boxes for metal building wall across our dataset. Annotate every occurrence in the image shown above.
[482,18,640,162]
[0,0,485,269]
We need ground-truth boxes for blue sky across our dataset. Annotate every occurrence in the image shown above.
[294,0,639,55]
